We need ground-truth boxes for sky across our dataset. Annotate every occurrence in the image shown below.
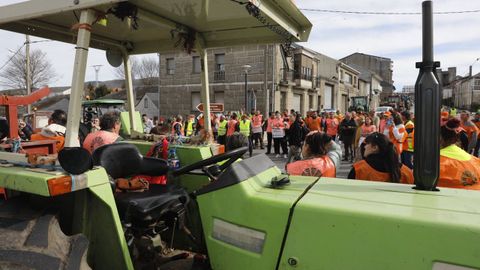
[0,0,479,91]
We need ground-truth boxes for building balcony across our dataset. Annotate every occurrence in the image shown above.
[214,70,225,81]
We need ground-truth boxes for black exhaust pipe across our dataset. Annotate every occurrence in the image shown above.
[413,1,441,190]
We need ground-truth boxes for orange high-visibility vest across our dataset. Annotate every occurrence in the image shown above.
[439,144,480,190]
[388,126,406,154]
[287,156,336,177]
[30,133,65,153]
[353,160,413,184]
[326,118,338,137]
[227,120,237,136]
[252,115,263,128]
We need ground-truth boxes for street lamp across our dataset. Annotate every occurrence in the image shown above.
[242,64,251,113]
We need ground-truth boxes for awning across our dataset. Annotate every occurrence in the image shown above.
[0,0,312,54]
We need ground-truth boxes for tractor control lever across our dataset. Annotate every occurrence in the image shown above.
[270,176,290,188]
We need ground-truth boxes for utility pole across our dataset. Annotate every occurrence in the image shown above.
[92,65,103,88]
[25,34,31,114]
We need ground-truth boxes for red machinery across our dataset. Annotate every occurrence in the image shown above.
[0,87,51,139]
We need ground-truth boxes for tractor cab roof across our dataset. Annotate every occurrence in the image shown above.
[0,0,312,54]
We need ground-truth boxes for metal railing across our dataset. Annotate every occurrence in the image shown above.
[214,70,225,81]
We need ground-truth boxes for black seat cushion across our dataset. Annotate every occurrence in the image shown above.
[58,147,93,175]
[92,143,168,179]
[115,185,188,221]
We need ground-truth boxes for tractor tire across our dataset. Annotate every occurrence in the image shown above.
[0,198,90,270]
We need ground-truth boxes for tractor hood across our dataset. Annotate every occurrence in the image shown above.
[0,0,312,54]
[277,177,480,270]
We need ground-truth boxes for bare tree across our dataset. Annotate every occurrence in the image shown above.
[113,57,139,81]
[0,47,57,90]
[113,56,159,86]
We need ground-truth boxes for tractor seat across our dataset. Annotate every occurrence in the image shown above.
[115,184,188,221]
[92,143,168,179]
[92,143,187,220]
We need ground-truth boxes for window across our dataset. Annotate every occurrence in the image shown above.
[344,73,352,84]
[215,91,225,104]
[166,58,175,75]
[191,92,201,110]
[215,54,225,71]
[144,98,148,108]
[192,56,201,74]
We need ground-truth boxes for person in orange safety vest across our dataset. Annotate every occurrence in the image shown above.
[30,109,67,153]
[287,131,342,177]
[438,118,480,190]
[349,132,413,184]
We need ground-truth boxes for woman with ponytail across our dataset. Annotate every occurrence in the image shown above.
[286,131,341,177]
[438,118,480,190]
[348,132,413,184]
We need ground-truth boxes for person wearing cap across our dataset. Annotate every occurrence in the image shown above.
[217,115,228,145]
[460,111,478,155]
[401,120,415,169]
[379,111,391,134]
[383,112,406,156]
[438,118,480,190]
[473,112,480,157]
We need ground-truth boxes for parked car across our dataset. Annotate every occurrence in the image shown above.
[375,106,394,115]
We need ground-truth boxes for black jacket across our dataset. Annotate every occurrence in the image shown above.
[287,120,309,146]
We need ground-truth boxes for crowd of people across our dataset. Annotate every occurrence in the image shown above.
[149,106,479,190]
[2,104,479,190]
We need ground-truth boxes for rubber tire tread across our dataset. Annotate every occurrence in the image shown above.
[0,199,90,270]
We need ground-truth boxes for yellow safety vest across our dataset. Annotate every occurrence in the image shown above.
[218,120,227,136]
[186,120,194,136]
[406,132,414,152]
[239,120,251,137]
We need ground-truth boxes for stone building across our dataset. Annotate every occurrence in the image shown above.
[340,53,394,101]
[278,45,360,114]
[348,63,383,110]
[157,44,361,117]
[453,73,480,110]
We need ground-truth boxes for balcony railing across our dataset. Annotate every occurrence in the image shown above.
[300,73,312,81]
[214,70,225,81]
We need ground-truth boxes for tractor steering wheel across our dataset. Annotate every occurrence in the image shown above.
[171,146,248,179]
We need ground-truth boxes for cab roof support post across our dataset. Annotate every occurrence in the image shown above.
[195,34,212,136]
[64,9,96,147]
[123,54,137,133]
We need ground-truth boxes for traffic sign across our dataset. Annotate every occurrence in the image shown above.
[196,103,224,112]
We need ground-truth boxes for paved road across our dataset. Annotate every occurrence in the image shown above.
[249,144,353,179]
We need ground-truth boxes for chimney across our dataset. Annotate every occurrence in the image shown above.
[469,65,473,77]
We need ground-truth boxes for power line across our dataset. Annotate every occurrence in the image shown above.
[0,44,25,72]
[299,8,480,15]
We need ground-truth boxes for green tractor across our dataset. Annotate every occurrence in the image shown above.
[0,1,479,270]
